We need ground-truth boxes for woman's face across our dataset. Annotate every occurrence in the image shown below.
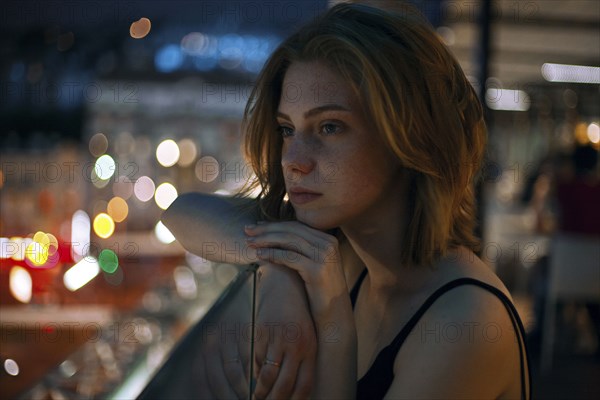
[277,61,403,230]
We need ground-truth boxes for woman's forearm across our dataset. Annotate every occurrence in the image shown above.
[161,192,258,264]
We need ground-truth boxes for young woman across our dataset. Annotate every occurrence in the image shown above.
[163,3,531,399]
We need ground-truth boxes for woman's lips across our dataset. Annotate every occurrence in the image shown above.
[288,188,323,205]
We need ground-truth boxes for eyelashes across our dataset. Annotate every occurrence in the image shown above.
[277,121,345,138]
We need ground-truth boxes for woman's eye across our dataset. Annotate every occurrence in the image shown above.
[278,126,294,138]
[320,123,342,135]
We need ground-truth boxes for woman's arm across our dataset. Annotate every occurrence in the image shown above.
[246,221,358,399]
[162,192,317,399]
[162,192,259,264]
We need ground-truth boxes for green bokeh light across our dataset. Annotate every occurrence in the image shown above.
[99,249,119,274]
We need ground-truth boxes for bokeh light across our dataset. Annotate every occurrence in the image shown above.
[93,213,115,239]
[588,123,600,144]
[155,44,184,73]
[177,138,198,167]
[94,154,116,180]
[107,197,129,223]
[154,182,178,210]
[25,240,49,266]
[195,156,220,182]
[9,266,32,303]
[134,176,155,202]
[99,249,119,273]
[154,221,176,244]
[89,133,108,157]
[71,210,90,261]
[156,139,180,167]
[4,359,19,376]
[130,17,151,39]
[64,257,100,291]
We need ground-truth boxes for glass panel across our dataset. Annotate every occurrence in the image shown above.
[135,266,256,400]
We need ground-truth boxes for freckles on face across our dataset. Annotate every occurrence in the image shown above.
[278,61,401,229]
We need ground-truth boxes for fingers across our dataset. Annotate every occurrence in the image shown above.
[246,226,340,271]
[267,355,300,400]
[253,351,283,400]
[290,360,315,400]
[204,348,239,399]
[222,354,249,399]
[245,221,336,244]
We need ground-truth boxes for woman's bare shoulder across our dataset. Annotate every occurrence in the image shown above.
[385,248,523,398]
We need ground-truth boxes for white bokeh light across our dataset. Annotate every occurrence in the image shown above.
[156,139,180,167]
[154,182,178,210]
[134,176,156,202]
[94,154,116,180]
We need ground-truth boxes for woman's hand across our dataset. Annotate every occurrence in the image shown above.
[246,221,357,399]
[245,221,352,323]
[252,264,316,400]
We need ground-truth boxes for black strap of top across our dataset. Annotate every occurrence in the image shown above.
[353,273,532,400]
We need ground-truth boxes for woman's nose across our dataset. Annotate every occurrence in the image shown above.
[281,138,315,181]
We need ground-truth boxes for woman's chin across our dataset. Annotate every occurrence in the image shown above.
[295,210,338,231]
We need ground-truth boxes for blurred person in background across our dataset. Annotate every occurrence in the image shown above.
[528,144,600,356]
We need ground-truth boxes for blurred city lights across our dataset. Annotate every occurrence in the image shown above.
[575,123,590,145]
[130,17,151,39]
[7,237,30,261]
[134,176,155,202]
[177,138,198,167]
[4,359,19,376]
[93,213,115,239]
[99,249,119,273]
[71,210,91,261]
[173,266,197,299]
[25,241,49,266]
[486,88,530,111]
[154,221,176,244]
[155,44,184,73]
[588,123,600,144]
[542,63,600,84]
[9,266,32,303]
[156,139,180,167]
[154,182,178,210]
[195,156,220,182]
[94,154,116,180]
[63,257,100,291]
[107,196,129,223]
[181,32,208,55]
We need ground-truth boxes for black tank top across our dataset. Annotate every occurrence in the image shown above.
[350,269,532,400]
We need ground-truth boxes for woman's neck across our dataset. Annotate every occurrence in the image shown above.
[340,179,431,297]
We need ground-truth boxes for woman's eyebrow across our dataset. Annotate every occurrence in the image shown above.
[277,104,351,121]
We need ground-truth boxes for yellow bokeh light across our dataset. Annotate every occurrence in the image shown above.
[25,241,49,266]
[107,197,129,223]
[33,231,49,247]
[93,213,115,239]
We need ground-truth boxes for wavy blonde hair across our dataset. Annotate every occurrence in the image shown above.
[241,2,487,267]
